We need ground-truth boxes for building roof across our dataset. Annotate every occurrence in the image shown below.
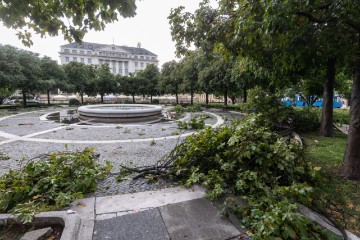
[60,42,157,56]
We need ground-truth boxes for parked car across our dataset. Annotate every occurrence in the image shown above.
[26,99,40,104]
[2,98,15,105]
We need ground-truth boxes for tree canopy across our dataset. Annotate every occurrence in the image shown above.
[0,0,137,45]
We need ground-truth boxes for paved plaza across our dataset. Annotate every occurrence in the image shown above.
[0,107,228,175]
[0,107,358,240]
[0,107,251,240]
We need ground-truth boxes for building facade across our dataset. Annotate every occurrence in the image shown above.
[59,42,158,75]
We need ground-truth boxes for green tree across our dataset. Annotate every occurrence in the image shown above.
[195,50,214,105]
[117,74,140,103]
[39,56,66,105]
[209,55,234,106]
[95,64,116,103]
[63,62,89,104]
[137,64,160,103]
[0,0,137,46]
[0,45,22,90]
[159,61,183,104]
[180,53,199,105]
[16,49,42,107]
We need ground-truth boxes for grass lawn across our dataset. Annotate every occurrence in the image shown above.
[303,130,360,236]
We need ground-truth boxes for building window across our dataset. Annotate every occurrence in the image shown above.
[112,68,116,73]
[140,62,144,68]
[87,51,91,55]
[112,47,115,50]
[134,55,138,59]
[99,52,103,55]
[81,58,84,63]
[124,54,128,58]
[124,61,128,66]
[64,49,70,53]
[99,59,104,64]
[119,68,123,74]
[72,50,77,54]
[80,50,84,54]
[88,58,92,64]
[106,52,110,56]
[73,57,77,62]
[135,62,138,68]
[151,57,155,60]
[146,56,149,60]
[140,56,144,60]
[125,69,128,74]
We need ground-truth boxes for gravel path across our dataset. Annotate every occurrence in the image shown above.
[0,107,236,195]
[33,122,192,140]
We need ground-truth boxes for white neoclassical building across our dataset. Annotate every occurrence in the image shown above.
[59,42,158,75]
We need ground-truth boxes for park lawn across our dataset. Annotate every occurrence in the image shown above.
[302,131,360,236]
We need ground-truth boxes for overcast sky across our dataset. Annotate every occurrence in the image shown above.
[0,0,216,67]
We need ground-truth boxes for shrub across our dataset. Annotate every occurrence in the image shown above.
[69,98,80,106]
[246,86,289,130]
[173,104,184,114]
[152,99,160,104]
[333,109,349,125]
[289,108,320,133]
[0,148,112,223]
[177,116,205,130]
[186,104,202,112]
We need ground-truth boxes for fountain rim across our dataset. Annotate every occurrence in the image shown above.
[77,104,163,118]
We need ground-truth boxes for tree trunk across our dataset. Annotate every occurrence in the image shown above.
[243,87,247,103]
[205,93,209,105]
[80,93,84,104]
[224,89,228,106]
[132,94,135,103]
[150,94,153,103]
[231,96,236,104]
[22,90,27,108]
[309,96,318,107]
[101,93,104,103]
[319,58,336,137]
[176,93,179,105]
[341,57,360,180]
[47,89,50,105]
[190,91,193,105]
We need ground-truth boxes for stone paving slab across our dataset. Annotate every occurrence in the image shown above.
[93,208,169,240]
[160,198,240,240]
[70,197,95,220]
[95,185,206,215]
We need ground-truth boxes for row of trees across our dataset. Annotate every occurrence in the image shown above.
[167,0,360,179]
[0,45,162,106]
[1,44,256,107]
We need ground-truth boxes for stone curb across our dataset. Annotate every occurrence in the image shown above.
[299,204,360,240]
[0,211,81,240]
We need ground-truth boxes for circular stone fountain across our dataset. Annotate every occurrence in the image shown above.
[77,104,163,123]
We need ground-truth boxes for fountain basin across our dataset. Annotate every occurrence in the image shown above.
[77,104,163,119]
